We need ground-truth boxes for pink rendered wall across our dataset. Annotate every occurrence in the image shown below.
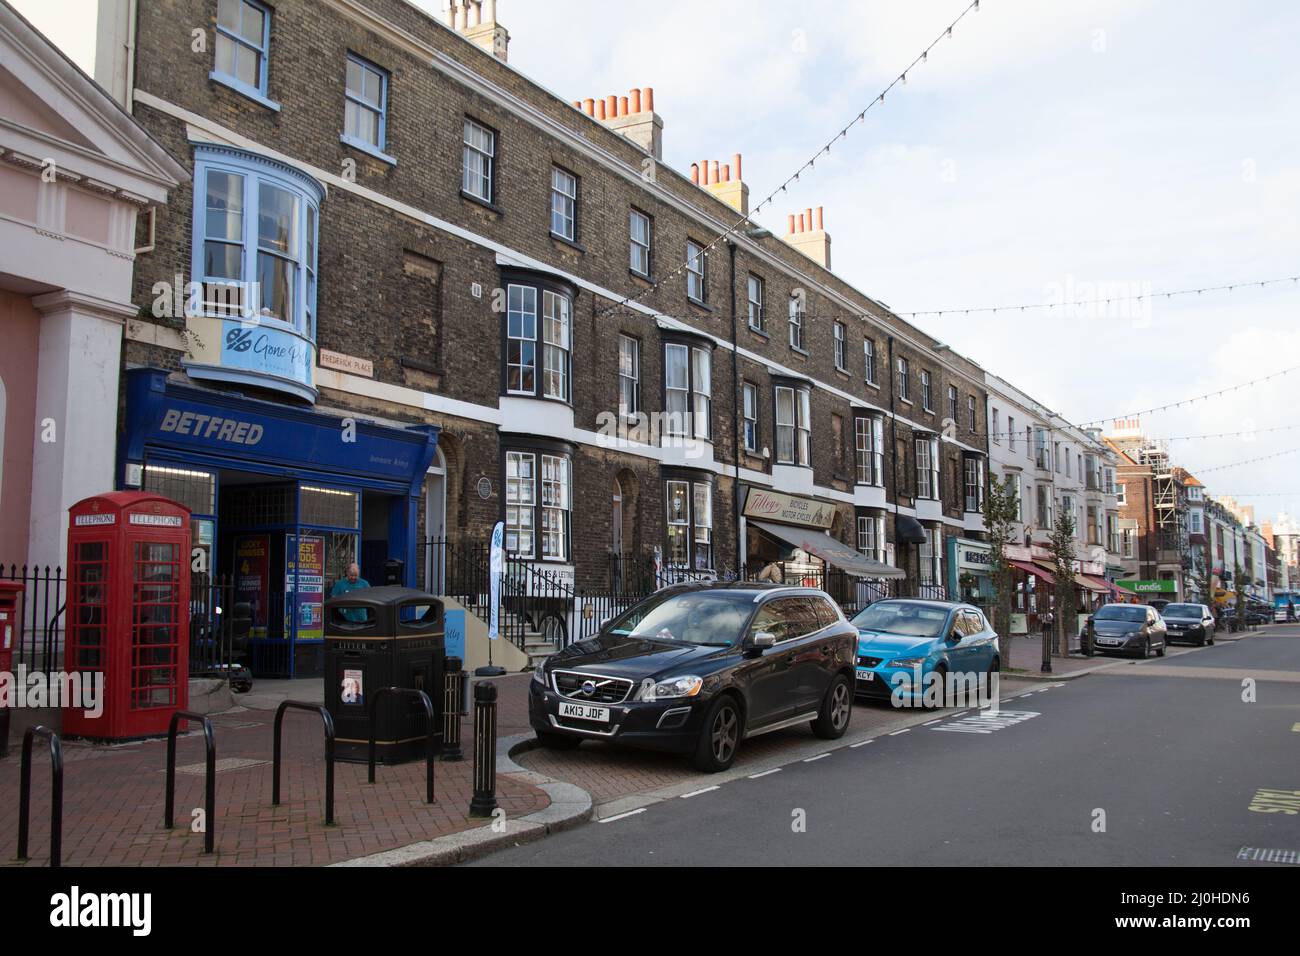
[0,289,39,563]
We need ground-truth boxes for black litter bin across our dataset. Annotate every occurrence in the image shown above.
[324,586,445,764]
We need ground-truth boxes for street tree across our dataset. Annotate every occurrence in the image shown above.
[982,473,1021,669]
[1048,508,1078,657]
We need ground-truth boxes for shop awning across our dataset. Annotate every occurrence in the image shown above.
[1081,574,1114,594]
[895,514,929,545]
[749,521,905,579]
[1074,574,1108,594]
[1008,559,1055,584]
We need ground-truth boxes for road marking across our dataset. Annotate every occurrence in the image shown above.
[748,768,782,779]
[849,739,874,748]
[1248,788,1300,815]
[922,719,943,726]
[933,710,1041,734]
[600,808,647,823]
[804,752,830,762]
[888,728,910,736]
[1237,846,1299,865]
[680,786,719,798]
[949,710,968,718]
[1017,693,1035,699]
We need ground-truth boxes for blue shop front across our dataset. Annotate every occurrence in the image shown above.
[119,368,439,678]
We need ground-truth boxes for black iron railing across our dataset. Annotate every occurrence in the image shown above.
[0,564,65,672]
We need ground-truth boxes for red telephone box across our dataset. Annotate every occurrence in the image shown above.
[64,492,191,739]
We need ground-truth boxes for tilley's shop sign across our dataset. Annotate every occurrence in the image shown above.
[743,488,835,529]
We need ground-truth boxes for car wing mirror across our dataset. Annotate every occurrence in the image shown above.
[748,631,777,652]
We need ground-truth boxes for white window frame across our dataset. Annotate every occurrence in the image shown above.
[747,274,765,331]
[742,382,759,453]
[864,338,878,386]
[342,53,389,157]
[898,357,910,402]
[550,166,578,241]
[541,290,571,401]
[833,321,846,371]
[212,0,273,105]
[921,369,933,412]
[462,117,495,203]
[629,209,651,276]
[788,295,804,351]
[505,451,536,558]
[686,240,706,302]
[505,284,537,396]
[618,334,639,418]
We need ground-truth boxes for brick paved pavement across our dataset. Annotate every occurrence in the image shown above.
[0,679,548,867]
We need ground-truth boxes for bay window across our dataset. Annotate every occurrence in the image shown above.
[775,384,811,466]
[504,444,572,562]
[664,341,712,440]
[188,145,322,400]
[857,514,886,563]
[964,455,985,512]
[502,275,573,401]
[665,475,713,570]
[916,435,940,499]
[854,414,885,485]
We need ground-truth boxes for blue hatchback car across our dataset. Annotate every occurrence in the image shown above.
[850,600,1000,708]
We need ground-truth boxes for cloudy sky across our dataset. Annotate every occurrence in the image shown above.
[19,0,1300,528]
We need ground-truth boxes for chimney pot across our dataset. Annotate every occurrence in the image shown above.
[606,94,618,117]
[596,99,606,120]
[702,160,711,185]
[805,207,813,231]
[630,88,642,113]
[643,87,654,111]
[798,213,806,232]
[733,153,742,180]
[691,163,700,185]
[583,97,595,116]
[787,214,796,234]
[816,206,824,231]
[711,160,720,183]
[722,164,731,182]
[619,95,629,117]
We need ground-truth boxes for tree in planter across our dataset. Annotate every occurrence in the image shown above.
[1234,562,1247,631]
[982,474,1021,670]
[1048,508,1078,657]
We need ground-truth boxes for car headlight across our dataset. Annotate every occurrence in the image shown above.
[639,675,704,701]
[889,656,928,669]
[533,662,546,684]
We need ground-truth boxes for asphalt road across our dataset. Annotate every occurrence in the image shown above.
[477,626,1300,866]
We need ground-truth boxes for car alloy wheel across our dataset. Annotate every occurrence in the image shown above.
[813,675,853,739]
[830,681,851,730]
[711,704,738,764]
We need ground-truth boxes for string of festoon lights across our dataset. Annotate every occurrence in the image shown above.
[1188,447,1300,475]
[596,0,985,318]
[980,423,1300,443]
[601,271,1300,327]
[900,274,1300,318]
[1075,363,1300,428]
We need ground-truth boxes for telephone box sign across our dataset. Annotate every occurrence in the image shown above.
[129,513,184,527]
[74,513,116,526]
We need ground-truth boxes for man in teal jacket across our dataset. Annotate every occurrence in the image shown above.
[331,563,370,622]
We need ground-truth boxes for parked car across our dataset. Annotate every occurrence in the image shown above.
[1246,604,1272,626]
[1146,598,1172,612]
[1086,603,1167,658]
[528,582,857,773]
[1160,603,1216,646]
[849,599,1000,708]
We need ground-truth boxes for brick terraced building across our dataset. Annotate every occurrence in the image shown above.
[96,0,990,674]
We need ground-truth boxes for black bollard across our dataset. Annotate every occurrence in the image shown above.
[468,680,498,817]
[442,656,464,762]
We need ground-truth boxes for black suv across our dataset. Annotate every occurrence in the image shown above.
[528,583,858,772]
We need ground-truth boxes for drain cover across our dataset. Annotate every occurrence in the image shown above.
[173,757,270,775]
[1237,846,1299,865]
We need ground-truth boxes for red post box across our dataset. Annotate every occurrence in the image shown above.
[64,492,191,740]
[0,580,22,757]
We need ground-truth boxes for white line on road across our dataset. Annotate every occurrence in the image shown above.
[680,786,719,798]
[889,728,911,736]
[922,719,943,725]
[804,752,830,762]
[748,768,782,778]
[600,808,647,823]
[849,739,874,748]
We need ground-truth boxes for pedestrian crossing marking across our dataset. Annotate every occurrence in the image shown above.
[932,710,1040,734]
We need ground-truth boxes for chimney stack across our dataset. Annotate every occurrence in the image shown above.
[783,205,832,269]
[695,151,749,215]
[444,0,510,62]
[573,85,663,160]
